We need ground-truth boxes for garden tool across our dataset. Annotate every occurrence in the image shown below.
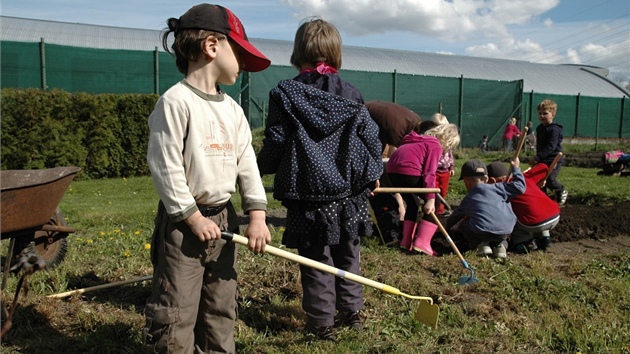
[367,202,388,245]
[48,275,153,299]
[514,126,529,158]
[429,213,480,285]
[540,152,563,188]
[373,187,441,194]
[436,194,452,213]
[508,127,529,180]
[221,231,440,328]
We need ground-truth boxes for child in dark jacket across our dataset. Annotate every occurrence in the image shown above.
[257,17,382,341]
[446,158,526,259]
[530,99,567,205]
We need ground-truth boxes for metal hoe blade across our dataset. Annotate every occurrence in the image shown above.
[222,232,440,327]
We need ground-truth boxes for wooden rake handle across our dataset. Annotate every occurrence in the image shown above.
[507,126,529,180]
[373,187,440,194]
[429,213,472,270]
[221,232,433,302]
[48,275,153,299]
[540,152,563,188]
[513,126,529,159]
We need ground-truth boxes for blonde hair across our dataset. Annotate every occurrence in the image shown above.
[509,117,517,125]
[424,123,460,151]
[430,113,449,125]
[290,17,342,70]
[537,99,558,114]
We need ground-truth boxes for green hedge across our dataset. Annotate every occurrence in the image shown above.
[1,88,158,179]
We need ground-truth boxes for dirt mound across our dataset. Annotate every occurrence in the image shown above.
[264,201,630,246]
[553,202,630,242]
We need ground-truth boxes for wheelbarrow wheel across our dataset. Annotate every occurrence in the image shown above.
[14,209,69,270]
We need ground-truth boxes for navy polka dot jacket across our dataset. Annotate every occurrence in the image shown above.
[258,78,383,202]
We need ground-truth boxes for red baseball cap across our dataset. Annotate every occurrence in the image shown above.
[178,4,271,72]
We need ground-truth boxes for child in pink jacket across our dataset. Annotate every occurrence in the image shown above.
[386,122,460,255]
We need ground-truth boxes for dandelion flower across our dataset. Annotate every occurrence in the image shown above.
[145,243,151,250]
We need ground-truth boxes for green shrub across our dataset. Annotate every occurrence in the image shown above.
[1,88,157,179]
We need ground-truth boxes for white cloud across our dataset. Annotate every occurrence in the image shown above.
[280,0,560,41]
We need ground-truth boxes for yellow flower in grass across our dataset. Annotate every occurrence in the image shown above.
[86,239,93,244]
[144,243,151,250]
[124,250,131,258]
[134,230,141,235]
[100,231,105,236]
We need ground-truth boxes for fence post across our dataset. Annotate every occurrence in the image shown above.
[154,47,159,94]
[39,38,47,90]
[529,90,534,124]
[595,102,600,150]
[458,75,464,129]
[620,96,626,139]
[392,69,397,103]
[574,93,580,138]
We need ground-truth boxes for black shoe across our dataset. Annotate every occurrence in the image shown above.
[537,236,551,251]
[513,240,538,254]
[335,311,364,329]
[305,324,335,341]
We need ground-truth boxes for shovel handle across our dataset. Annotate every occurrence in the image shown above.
[429,213,471,270]
[373,187,440,194]
[221,232,432,302]
[537,152,563,188]
[513,126,528,159]
[506,127,529,180]
[47,275,153,298]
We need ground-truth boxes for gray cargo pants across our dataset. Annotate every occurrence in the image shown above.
[144,201,236,354]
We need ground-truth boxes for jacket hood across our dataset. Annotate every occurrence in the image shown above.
[401,131,439,145]
[274,79,364,139]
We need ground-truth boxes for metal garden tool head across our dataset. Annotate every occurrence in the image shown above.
[221,231,440,328]
[429,213,480,285]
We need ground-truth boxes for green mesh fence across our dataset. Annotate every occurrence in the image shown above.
[523,92,629,140]
[2,40,627,147]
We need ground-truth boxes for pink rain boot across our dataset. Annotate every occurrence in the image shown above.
[400,220,417,251]
[412,220,439,256]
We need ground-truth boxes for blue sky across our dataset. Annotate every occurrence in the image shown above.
[2,0,629,84]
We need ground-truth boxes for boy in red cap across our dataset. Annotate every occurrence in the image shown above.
[487,161,561,252]
[144,4,271,353]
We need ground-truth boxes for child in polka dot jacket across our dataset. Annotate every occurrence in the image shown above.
[257,17,383,341]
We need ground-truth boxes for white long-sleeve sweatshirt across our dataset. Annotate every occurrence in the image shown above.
[147,80,267,222]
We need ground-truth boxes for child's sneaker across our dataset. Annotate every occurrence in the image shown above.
[305,323,335,341]
[334,311,363,330]
[537,236,552,251]
[514,240,538,254]
[492,242,507,259]
[557,190,568,206]
[476,242,492,257]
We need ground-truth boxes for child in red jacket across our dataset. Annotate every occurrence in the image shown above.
[487,161,560,252]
